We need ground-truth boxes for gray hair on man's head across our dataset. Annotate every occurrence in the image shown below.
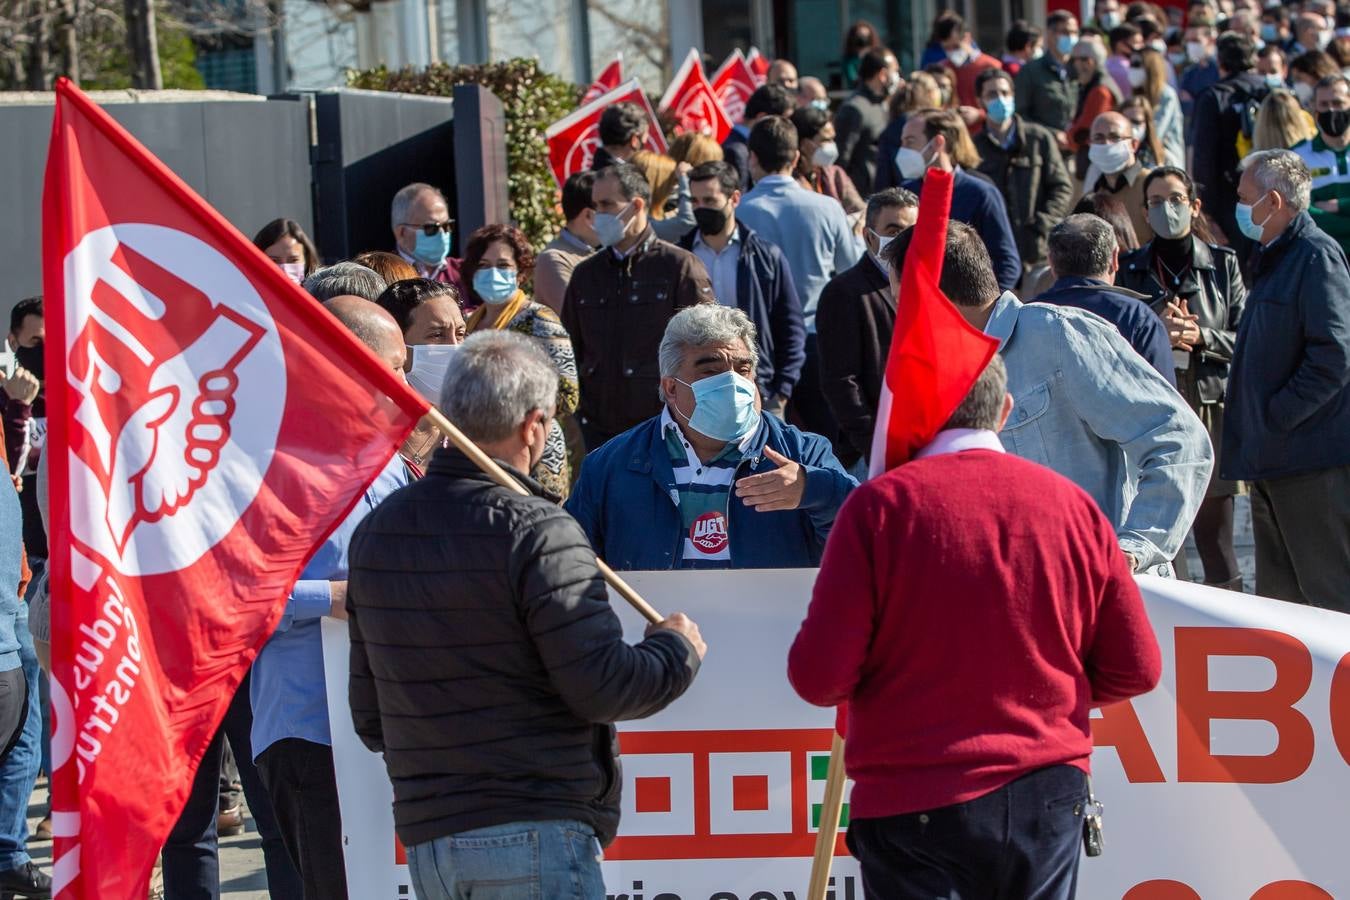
[864,187,919,231]
[658,305,759,397]
[390,182,446,231]
[440,331,558,443]
[943,352,1008,432]
[1048,213,1118,279]
[302,262,388,303]
[1240,149,1312,212]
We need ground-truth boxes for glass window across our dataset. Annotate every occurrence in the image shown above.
[702,0,754,71]
[486,0,576,75]
[587,0,670,90]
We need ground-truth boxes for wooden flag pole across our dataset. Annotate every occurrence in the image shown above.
[423,407,664,625]
[807,732,847,900]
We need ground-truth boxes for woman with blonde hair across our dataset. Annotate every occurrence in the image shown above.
[629,149,696,241]
[1130,48,1184,166]
[1252,89,1318,150]
[668,132,724,167]
[1120,94,1168,168]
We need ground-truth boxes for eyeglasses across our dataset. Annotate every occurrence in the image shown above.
[402,221,454,236]
[1146,194,1190,208]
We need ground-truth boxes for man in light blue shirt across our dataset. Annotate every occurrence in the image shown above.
[737,115,862,440]
[882,220,1212,576]
[250,296,415,898]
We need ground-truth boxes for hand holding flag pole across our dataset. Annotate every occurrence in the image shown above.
[805,167,1000,900]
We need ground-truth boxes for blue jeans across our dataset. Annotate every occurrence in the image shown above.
[407,819,605,900]
[845,765,1088,900]
[0,600,42,871]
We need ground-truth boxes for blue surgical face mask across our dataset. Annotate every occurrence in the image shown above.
[810,98,831,111]
[473,267,518,305]
[674,370,759,442]
[1057,34,1078,56]
[412,228,451,268]
[1261,22,1279,42]
[594,201,632,247]
[1235,194,1270,241]
[986,95,1015,123]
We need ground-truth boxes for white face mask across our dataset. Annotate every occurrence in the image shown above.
[1295,80,1315,107]
[1088,138,1135,174]
[894,143,931,180]
[868,228,897,258]
[1186,40,1209,63]
[1320,29,1335,49]
[406,343,459,405]
[947,46,971,67]
[1128,66,1147,88]
[1132,122,1147,142]
[812,141,840,168]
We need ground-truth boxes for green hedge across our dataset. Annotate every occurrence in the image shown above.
[348,59,580,251]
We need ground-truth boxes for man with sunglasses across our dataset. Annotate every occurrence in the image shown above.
[391,182,465,303]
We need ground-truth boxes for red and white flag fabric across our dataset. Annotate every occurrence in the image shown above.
[582,54,623,105]
[745,47,771,86]
[659,48,734,143]
[42,78,427,898]
[866,167,1001,477]
[545,78,667,188]
[710,49,759,124]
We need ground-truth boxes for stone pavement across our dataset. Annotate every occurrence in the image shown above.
[20,498,1258,899]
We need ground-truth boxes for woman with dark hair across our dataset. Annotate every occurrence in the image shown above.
[1116,166,1247,591]
[1073,189,1139,250]
[790,107,866,219]
[843,20,883,87]
[461,224,579,497]
[251,218,320,284]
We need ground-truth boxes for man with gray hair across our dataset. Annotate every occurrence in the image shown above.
[567,304,855,569]
[345,330,704,899]
[1224,149,1350,611]
[303,261,387,303]
[389,181,464,298]
[817,187,919,472]
[1039,213,1175,383]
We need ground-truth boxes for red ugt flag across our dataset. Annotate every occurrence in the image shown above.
[867,167,1001,475]
[745,47,771,86]
[710,49,759,124]
[545,78,668,188]
[42,78,427,898]
[660,48,734,143]
[582,54,624,105]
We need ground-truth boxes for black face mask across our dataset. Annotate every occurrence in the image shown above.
[693,205,730,237]
[1320,108,1350,138]
[13,344,42,383]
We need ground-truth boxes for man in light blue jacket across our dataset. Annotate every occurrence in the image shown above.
[884,221,1212,574]
[737,115,862,442]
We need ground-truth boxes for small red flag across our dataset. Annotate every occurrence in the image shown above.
[867,167,1000,476]
[545,78,668,188]
[582,54,624,106]
[659,48,734,143]
[42,78,427,898]
[710,49,759,124]
[745,47,771,86]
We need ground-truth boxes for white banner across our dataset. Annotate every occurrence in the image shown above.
[322,571,1350,900]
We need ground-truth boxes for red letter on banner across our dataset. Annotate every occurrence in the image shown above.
[1092,700,1166,783]
[1175,627,1314,783]
[1328,652,1350,765]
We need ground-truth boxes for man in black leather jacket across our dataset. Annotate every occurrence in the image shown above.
[346,330,705,899]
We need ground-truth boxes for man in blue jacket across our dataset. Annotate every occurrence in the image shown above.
[1039,213,1176,385]
[1224,150,1350,612]
[899,108,1023,292]
[566,305,856,570]
[679,161,806,418]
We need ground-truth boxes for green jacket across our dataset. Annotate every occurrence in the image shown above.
[1013,53,1079,133]
[1293,133,1350,249]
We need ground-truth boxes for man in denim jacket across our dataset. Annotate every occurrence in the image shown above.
[885,222,1213,574]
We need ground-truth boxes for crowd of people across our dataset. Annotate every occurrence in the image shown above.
[0,1,1347,896]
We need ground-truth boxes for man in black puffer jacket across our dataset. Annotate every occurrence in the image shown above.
[346,329,705,900]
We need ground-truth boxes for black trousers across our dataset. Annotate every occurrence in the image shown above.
[845,765,1087,900]
[788,333,840,447]
[1251,465,1350,613]
[0,668,25,766]
[255,738,349,900]
[162,671,301,899]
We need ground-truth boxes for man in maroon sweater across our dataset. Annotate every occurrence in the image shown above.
[788,354,1161,899]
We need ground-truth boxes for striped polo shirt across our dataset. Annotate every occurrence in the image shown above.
[660,407,760,567]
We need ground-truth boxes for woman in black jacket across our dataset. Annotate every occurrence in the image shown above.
[1118,166,1247,591]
